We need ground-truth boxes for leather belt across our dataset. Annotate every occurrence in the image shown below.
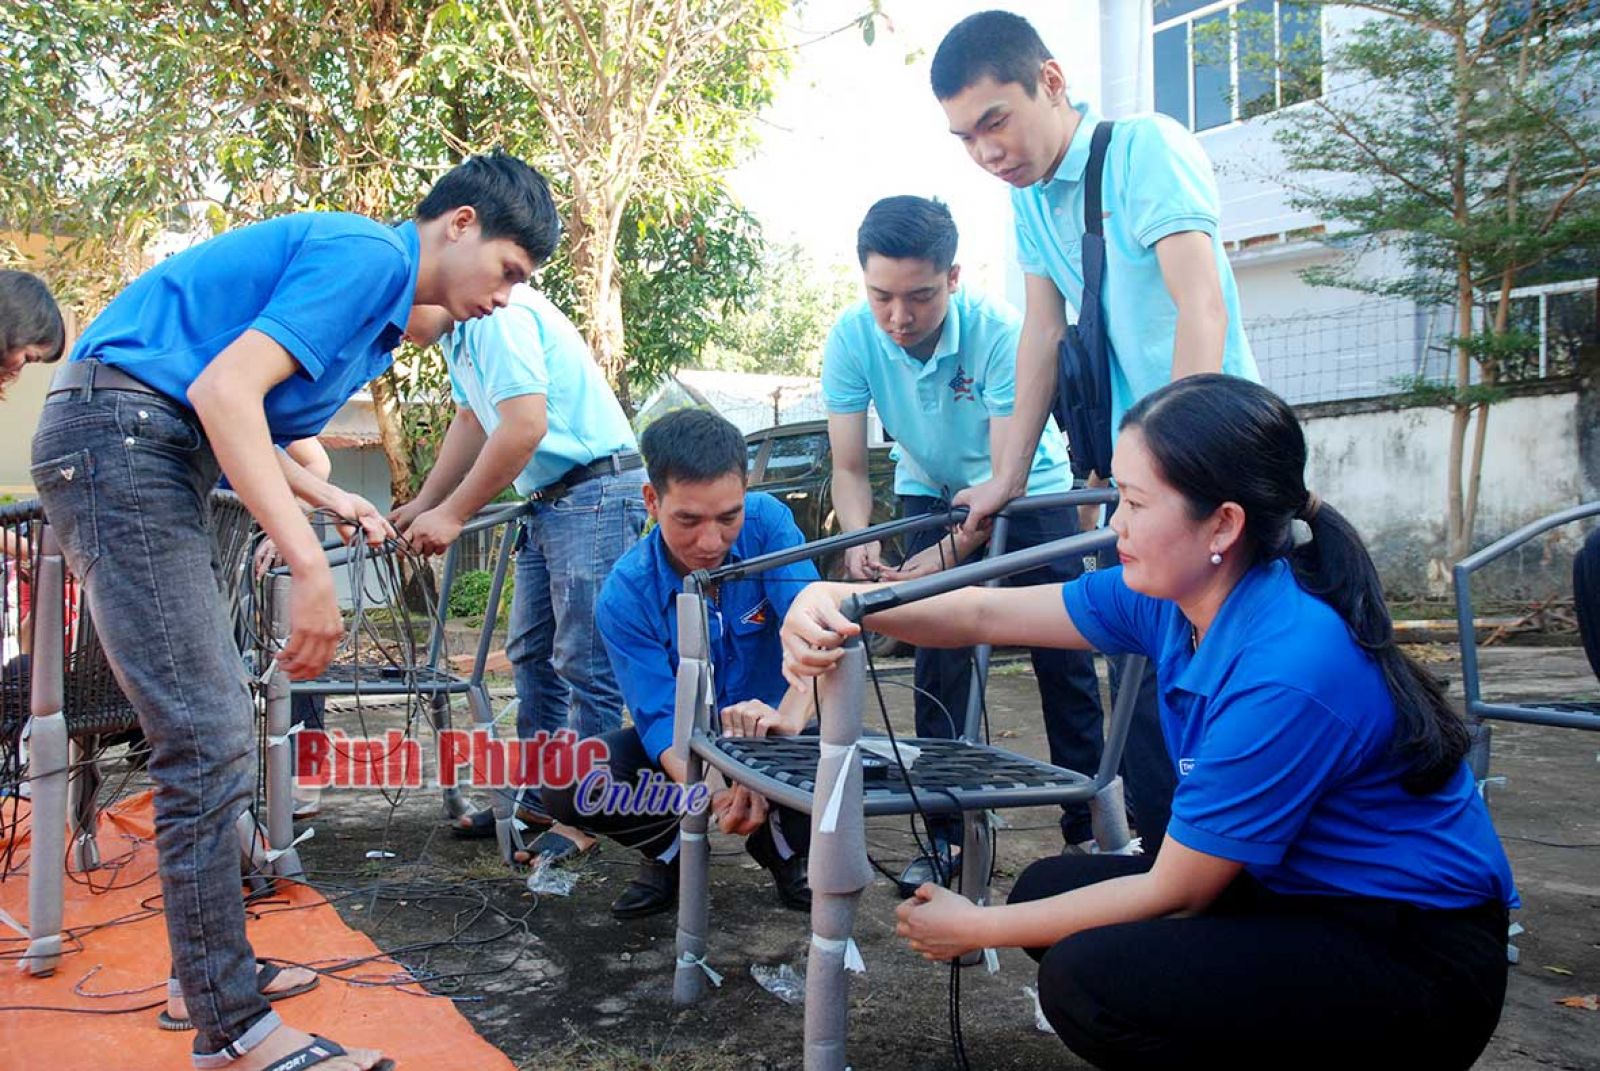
[47,360,169,400]
[528,452,645,502]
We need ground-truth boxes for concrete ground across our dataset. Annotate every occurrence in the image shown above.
[296,644,1600,1070]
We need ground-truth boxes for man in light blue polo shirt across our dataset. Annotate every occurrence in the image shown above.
[30,150,556,1071]
[822,195,1107,882]
[932,11,1258,523]
[395,282,646,865]
[930,12,1262,853]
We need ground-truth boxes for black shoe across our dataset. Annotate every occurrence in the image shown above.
[895,841,959,898]
[610,856,679,919]
[765,854,811,912]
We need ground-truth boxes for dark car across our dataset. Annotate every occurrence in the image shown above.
[746,420,908,656]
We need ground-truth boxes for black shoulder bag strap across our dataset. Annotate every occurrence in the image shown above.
[1054,120,1117,480]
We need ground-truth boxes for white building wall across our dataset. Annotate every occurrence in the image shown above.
[1303,389,1597,597]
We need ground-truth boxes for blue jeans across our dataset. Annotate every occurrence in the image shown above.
[31,388,278,1063]
[509,472,646,805]
[901,495,1107,845]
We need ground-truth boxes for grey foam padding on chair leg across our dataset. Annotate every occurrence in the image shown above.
[22,713,67,976]
[1089,776,1132,853]
[68,740,102,873]
[673,751,714,1004]
[23,531,68,977]
[804,641,872,1071]
[264,576,304,880]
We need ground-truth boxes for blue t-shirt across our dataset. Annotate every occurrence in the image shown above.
[444,284,637,494]
[1062,560,1517,910]
[72,213,418,443]
[597,492,819,763]
[821,289,1071,498]
[1013,104,1259,437]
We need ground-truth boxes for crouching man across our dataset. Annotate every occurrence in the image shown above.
[542,408,815,918]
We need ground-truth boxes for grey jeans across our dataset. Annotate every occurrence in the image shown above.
[31,387,279,1064]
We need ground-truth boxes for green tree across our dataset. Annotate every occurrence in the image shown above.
[700,242,859,376]
[475,0,791,410]
[1245,0,1600,563]
[0,0,790,493]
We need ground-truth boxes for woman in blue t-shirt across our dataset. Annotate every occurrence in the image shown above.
[782,375,1515,1069]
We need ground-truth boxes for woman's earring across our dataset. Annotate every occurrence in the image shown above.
[1209,552,1223,566]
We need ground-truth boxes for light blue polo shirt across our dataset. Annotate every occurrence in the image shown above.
[444,284,637,495]
[597,492,819,763]
[72,212,417,443]
[1013,103,1259,435]
[1063,560,1518,911]
[821,289,1071,499]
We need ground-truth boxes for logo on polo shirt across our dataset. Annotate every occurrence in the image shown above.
[1178,758,1196,776]
[948,364,975,402]
[740,599,772,627]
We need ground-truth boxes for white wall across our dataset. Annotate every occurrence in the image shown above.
[1303,389,1597,597]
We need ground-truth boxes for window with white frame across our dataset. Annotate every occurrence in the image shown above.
[1486,278,1598,382]
[1153,1,1323,133]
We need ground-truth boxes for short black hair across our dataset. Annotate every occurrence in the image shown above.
[0,270,65,363]
[856,196,959,272]
[640,408,747,491]
[416,149,563,265]
[930,11,1053,100]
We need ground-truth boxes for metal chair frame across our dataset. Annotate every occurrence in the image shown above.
[1453,501,1600,778]
[6,492,253,976]
[664,491,1146,1071]
[252,501,529,874]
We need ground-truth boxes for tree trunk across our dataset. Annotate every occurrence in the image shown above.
[567,196,634,414]
[368,373,415,505]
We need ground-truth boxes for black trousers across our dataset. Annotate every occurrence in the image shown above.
[901,495,1106,844]
[1575,526,1600,682]
[1009,854,1508,1070]
[542,725,810,868]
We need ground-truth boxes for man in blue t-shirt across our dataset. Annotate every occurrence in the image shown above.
[823,195,1107,882]
[30,151,557,1071]
[394,283,646,864]
[542,408,815,920]
[928,13,1263,851]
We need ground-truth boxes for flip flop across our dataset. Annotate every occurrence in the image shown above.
[159,961,321,1031]
[256,1035,394,1071]
[513,829,596,868]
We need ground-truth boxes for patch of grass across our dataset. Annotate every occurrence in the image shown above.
[456,849,519,882]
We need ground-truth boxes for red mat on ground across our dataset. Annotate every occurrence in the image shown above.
[0,791,515,1071]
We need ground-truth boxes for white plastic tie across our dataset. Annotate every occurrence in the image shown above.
[266,722,305,748]
[0,905,28,939]
[811,933,866,974]
[817,741,858,834]
[677,951,723,987]
[263,826,314,863]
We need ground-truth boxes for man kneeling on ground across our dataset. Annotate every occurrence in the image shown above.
[542,408,814,918]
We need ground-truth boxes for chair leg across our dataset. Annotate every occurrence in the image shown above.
[236,808,275,897]
[1467,719,1493,787]
[804,642,873,1071]
[1089,775,1134,853]
[957,810,995,968]
[434,692,472,820]
[262,669,303,882]
[672,750,714,1005]
[22,711,68,976]
[463,684,517,862]
[68,740,102,873]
